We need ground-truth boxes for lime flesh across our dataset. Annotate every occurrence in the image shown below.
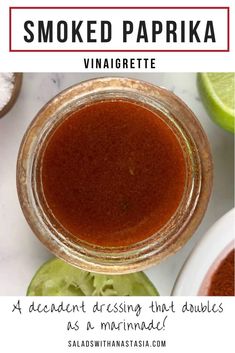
[197,73,235,133]
[27,258,159,296]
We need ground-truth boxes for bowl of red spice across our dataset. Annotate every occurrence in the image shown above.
[172,208,235,296]
[198,242,234,296]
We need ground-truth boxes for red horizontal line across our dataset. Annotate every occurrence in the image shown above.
[10,49,229,53]
[10,7,229,10]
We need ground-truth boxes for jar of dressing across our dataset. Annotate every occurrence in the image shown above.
[17,77,213,273]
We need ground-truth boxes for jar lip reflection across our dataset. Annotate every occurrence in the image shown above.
[16,77,213,274]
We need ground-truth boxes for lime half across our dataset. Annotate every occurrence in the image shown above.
[27,258,159,296]
[197,73,235,133]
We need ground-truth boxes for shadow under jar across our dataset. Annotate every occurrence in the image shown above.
[17,77,213,274]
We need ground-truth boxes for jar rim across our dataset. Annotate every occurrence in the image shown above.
[17,77,213,273]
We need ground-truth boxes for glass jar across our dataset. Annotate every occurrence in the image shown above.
[17,77,213,274]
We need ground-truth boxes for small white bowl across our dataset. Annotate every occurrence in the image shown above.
[0,73,22,118]
[172,208,235,296]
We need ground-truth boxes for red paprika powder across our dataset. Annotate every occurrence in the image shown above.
[208,249,234,296]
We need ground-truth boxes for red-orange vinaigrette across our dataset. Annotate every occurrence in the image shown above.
[41,100,186,247]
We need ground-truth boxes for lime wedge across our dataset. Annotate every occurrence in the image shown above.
[197,73,235,133]
[27,258,159,296]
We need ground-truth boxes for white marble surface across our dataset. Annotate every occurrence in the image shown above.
[0,73,234,295]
